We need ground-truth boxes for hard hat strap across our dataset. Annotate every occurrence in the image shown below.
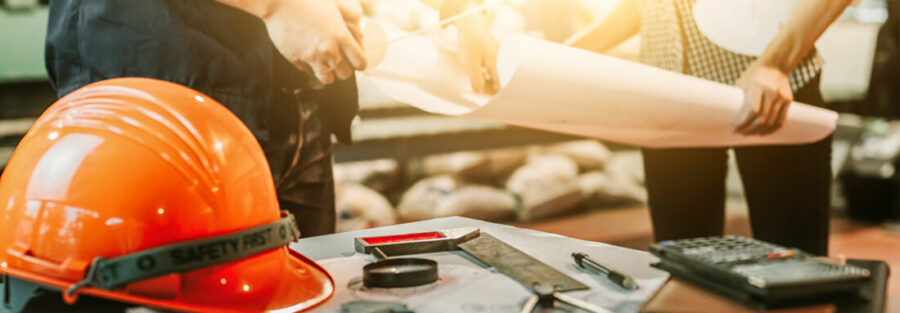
[66,212,301,296]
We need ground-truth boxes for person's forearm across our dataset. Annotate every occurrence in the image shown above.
[565,0,639,52]
[215,0,279,19]
[419,0,486,35]
[756,0,853,73]
[453,2,492,39]
[419,0,479,19]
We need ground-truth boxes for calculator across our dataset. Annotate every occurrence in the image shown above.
[650,236,872,308]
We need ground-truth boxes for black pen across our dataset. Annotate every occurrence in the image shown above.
[572,252,639,290]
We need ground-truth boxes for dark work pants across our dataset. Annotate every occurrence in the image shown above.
[263,95,336,238]
[642,77,831,255]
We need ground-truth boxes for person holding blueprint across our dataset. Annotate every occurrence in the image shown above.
[566,0,854,255]
[368,0,590,94]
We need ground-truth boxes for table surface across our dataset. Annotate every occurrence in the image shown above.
[293,216,669,313]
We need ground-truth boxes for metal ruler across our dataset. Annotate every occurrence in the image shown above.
[458,233,588,292]
[355,228,588,292]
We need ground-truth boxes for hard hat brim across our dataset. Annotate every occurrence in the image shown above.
[2,248,334,313]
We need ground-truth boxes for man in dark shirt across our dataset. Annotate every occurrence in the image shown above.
[45,0,368,236]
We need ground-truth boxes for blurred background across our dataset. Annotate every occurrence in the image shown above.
[1,0,899,298]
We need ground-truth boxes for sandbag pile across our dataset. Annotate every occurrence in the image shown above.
[333,158,399,194]
[396,175,518,222]
[505,154,582,222]
[411,147,529,184]
[335,183,397,233]
[334,141,646,231]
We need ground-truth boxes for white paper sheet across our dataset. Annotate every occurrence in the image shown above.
[309,253,667,313]
[359,33,838,148]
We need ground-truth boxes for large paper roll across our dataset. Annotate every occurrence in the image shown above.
[359,34,837,148]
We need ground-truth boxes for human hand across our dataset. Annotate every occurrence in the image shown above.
[457,22,500,95]
[334,0,362,25]
[263,0,367,87]
[334,0,364,43]
[732,63,793,135]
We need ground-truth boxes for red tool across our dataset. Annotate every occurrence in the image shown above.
[354,227,481,259]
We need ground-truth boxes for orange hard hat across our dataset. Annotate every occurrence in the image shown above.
[0,78,333,312]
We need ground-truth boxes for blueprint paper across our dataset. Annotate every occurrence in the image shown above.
[309,250,666,313]
[358,33,838,148]
[298,217,671,313]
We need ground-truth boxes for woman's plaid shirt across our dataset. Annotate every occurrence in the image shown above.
[638,0,823,91]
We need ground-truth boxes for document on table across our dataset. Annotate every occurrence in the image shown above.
[309,253,667,313]
[357,31,838,148]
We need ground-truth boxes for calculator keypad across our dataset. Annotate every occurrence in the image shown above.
[656,235,871,287]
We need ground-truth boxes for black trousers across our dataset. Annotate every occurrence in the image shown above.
[642,77,831,255]
[263,94,336,238]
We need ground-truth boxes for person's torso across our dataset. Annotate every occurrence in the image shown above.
[45,0,359,142]
[637,0,823,91]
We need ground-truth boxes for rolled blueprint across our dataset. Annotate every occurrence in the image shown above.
[358,33,837,148]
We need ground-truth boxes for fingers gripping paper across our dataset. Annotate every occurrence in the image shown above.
[359,34,837,148]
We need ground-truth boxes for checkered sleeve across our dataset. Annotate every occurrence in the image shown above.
[638,0,823,92]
